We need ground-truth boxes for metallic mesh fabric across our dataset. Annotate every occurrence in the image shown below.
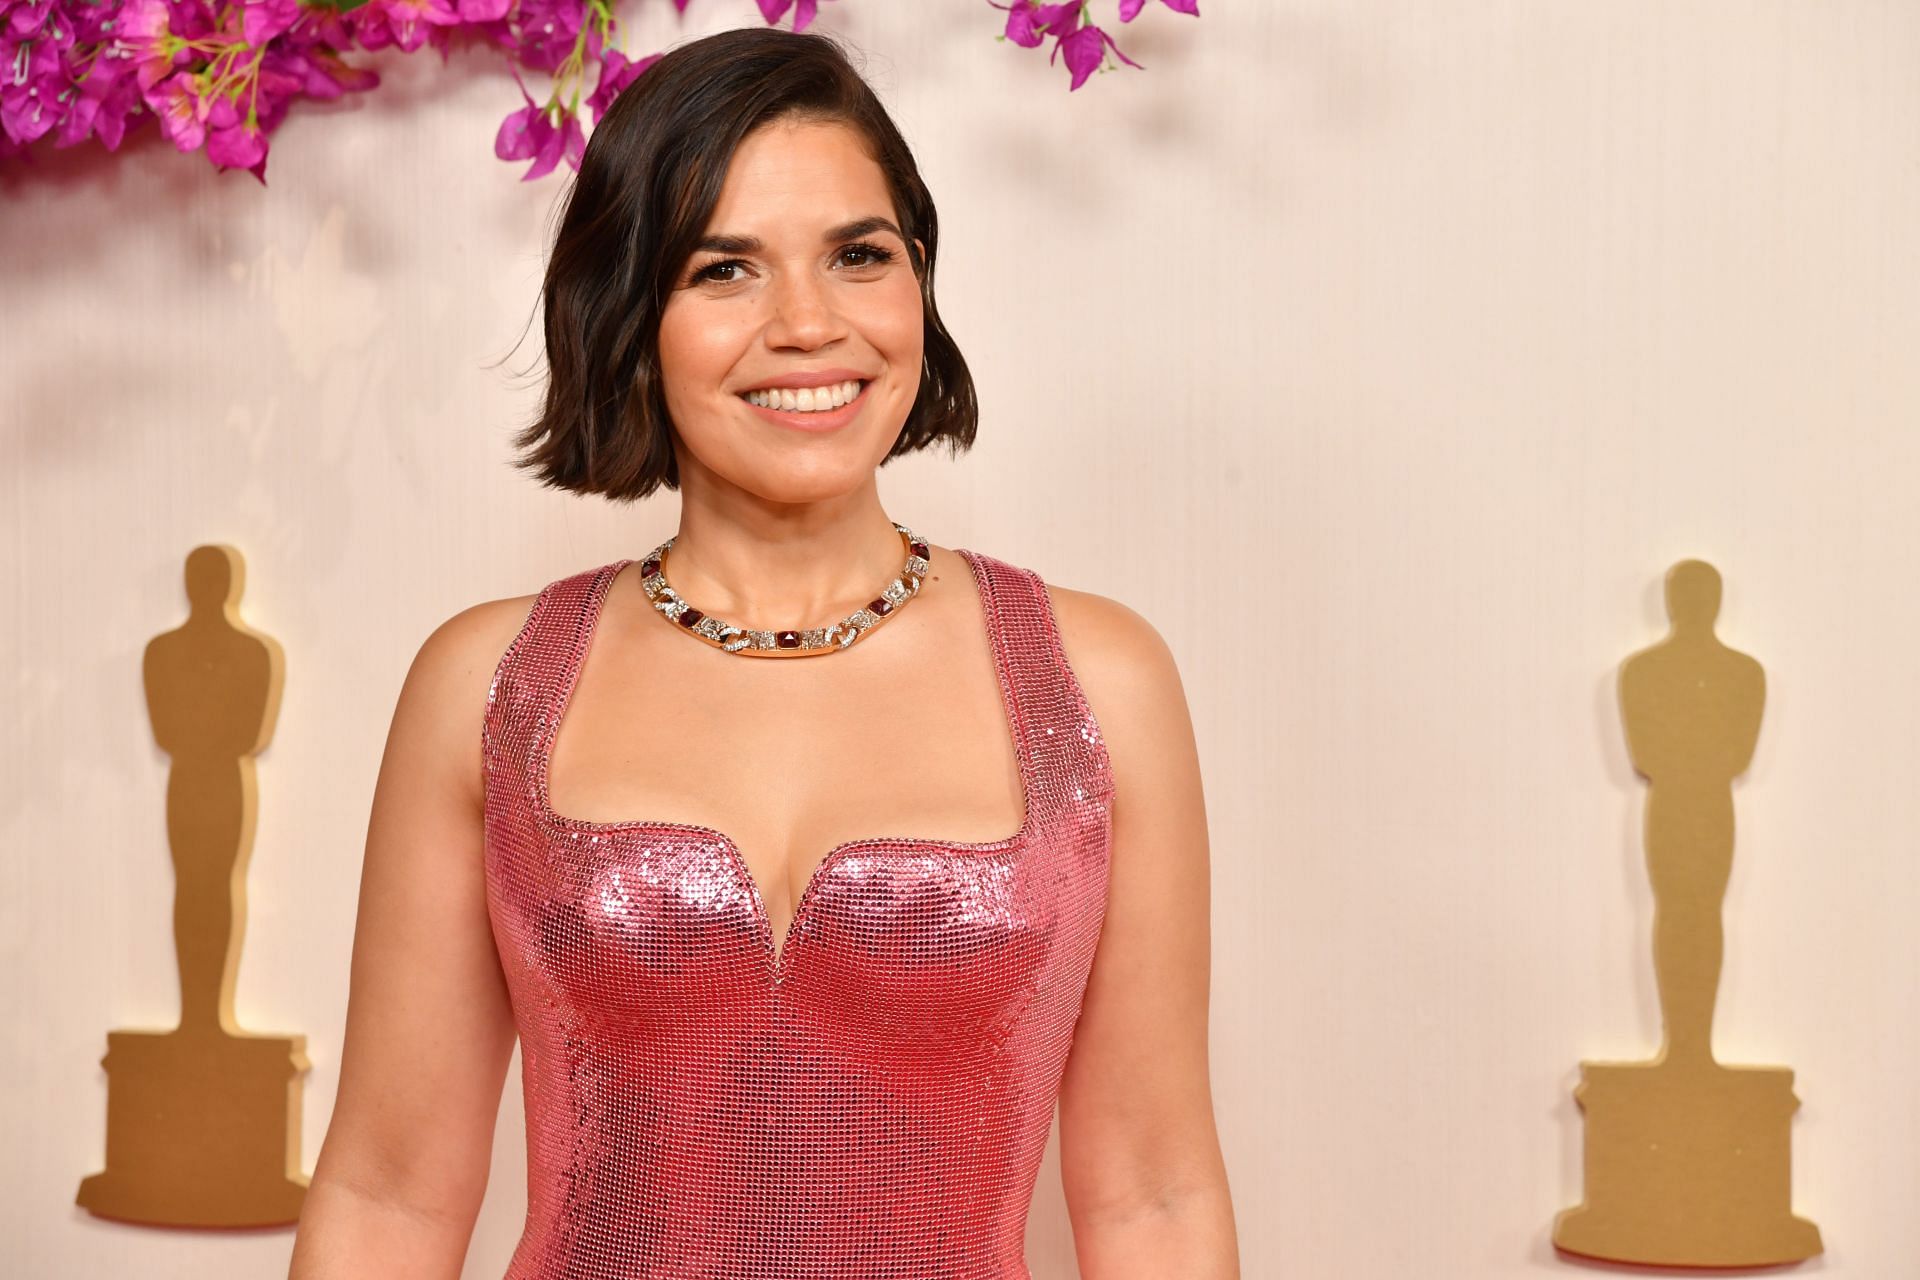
[482,548,1116,1279]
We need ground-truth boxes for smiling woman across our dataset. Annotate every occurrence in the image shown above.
[289,23,1236,1280]
[657,124,924,459]
[511,31,977,503]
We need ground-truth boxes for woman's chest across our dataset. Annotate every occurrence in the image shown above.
[483,550,1116,1036]
[544,594,1029,926]
[492,819,1111,1049]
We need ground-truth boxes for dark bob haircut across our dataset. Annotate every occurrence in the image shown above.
[512,26,978,502]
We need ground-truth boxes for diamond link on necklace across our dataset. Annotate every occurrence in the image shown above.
[637,522,932,658]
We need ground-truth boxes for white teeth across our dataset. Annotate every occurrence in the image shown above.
[744,379,864,412]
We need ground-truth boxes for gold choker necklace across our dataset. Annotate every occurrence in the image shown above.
[636,522,931,658]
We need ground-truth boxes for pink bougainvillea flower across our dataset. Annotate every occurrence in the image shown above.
[241,0,302,47]
[204,89,268,179]
[48,19,145,150]
[587,47,662,124]
[2,0,1199,179]
[150,70,212,152]
[0,29,63,145]
[1118,0,1199,18]
[49,60,109,148]
[993,0,1081,49]
[454,0,512,22]
[350,0,462,55]
[281,42,383,101]
[495,81,552,161]
[512,105,582,181]
[119,0,192,94]
[757,0,828,32]
[1052,20,1143,91]
[250,54,307,131]
[495,73,580,181]
[6,0,56,40]
[498,0,585,73]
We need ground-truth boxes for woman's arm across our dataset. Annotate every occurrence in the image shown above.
[1050,587,1240,1279]
[287,598,534,1279]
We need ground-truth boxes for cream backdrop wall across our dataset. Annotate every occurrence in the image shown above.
[5,2,1917,1276]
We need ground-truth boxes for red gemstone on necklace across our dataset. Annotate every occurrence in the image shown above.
[641,557,661,577]
[678,608,704,627]
[868,598,893,616]
[910,541,929,559]
[776,630,801,648]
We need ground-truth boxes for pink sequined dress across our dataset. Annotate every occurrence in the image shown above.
[482,548,1116,1279]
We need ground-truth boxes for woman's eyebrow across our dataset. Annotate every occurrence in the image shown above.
[693,216,904,255]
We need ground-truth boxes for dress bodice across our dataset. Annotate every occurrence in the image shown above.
[482,547,1115,1279]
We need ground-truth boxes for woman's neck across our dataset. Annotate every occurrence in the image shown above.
[660,497,912,628]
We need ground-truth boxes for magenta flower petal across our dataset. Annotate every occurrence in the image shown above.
[0,39,64,145]
[1035,2,1082,36]
[7,1,55,41]
[86,71,145,151]
[241,0,301,46]
[207,116,268,171]
[350,0,461,55]
[1052,27,1101,91]
[752,0,829,28]
[519,106,572,181]
[1,88,53,147]
[152,71,211,151]
[496,100,550,162]
[117,0,186,95]
[588,48,660,123]
[1050,22,1143,90]
[50,65,117,148]
[992,0,1045,48]
[294,46,381,100]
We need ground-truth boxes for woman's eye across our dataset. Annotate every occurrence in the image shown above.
[692,259,746,285]
[840,242,896,269]
[689,243,895,286]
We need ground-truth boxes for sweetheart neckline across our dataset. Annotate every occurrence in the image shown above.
[528,546,1038,985]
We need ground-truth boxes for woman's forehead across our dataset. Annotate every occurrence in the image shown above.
[706,120,889,216]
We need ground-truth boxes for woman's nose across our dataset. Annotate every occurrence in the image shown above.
[765,271,845,347]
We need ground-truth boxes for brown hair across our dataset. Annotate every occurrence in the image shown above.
[511,26,978,501]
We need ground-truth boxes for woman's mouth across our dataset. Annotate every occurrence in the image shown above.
[737,378,872,431]
[740,378,868,412]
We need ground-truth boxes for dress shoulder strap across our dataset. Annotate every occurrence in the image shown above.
[482,561,624,802]
[482,553,1116,819]
[955,548,1116,809]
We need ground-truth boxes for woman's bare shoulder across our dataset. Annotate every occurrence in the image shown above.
[399,560,613,740]
[412,590,546,692]
[381,590,547,800]
[1034,572,1191,761]
[1041,578,1181,696]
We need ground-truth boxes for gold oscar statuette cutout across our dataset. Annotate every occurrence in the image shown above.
[1553,559,1822,1267]
[76,544,310,1227]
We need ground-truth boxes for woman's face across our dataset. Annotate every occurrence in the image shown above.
[656,116,927,503]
